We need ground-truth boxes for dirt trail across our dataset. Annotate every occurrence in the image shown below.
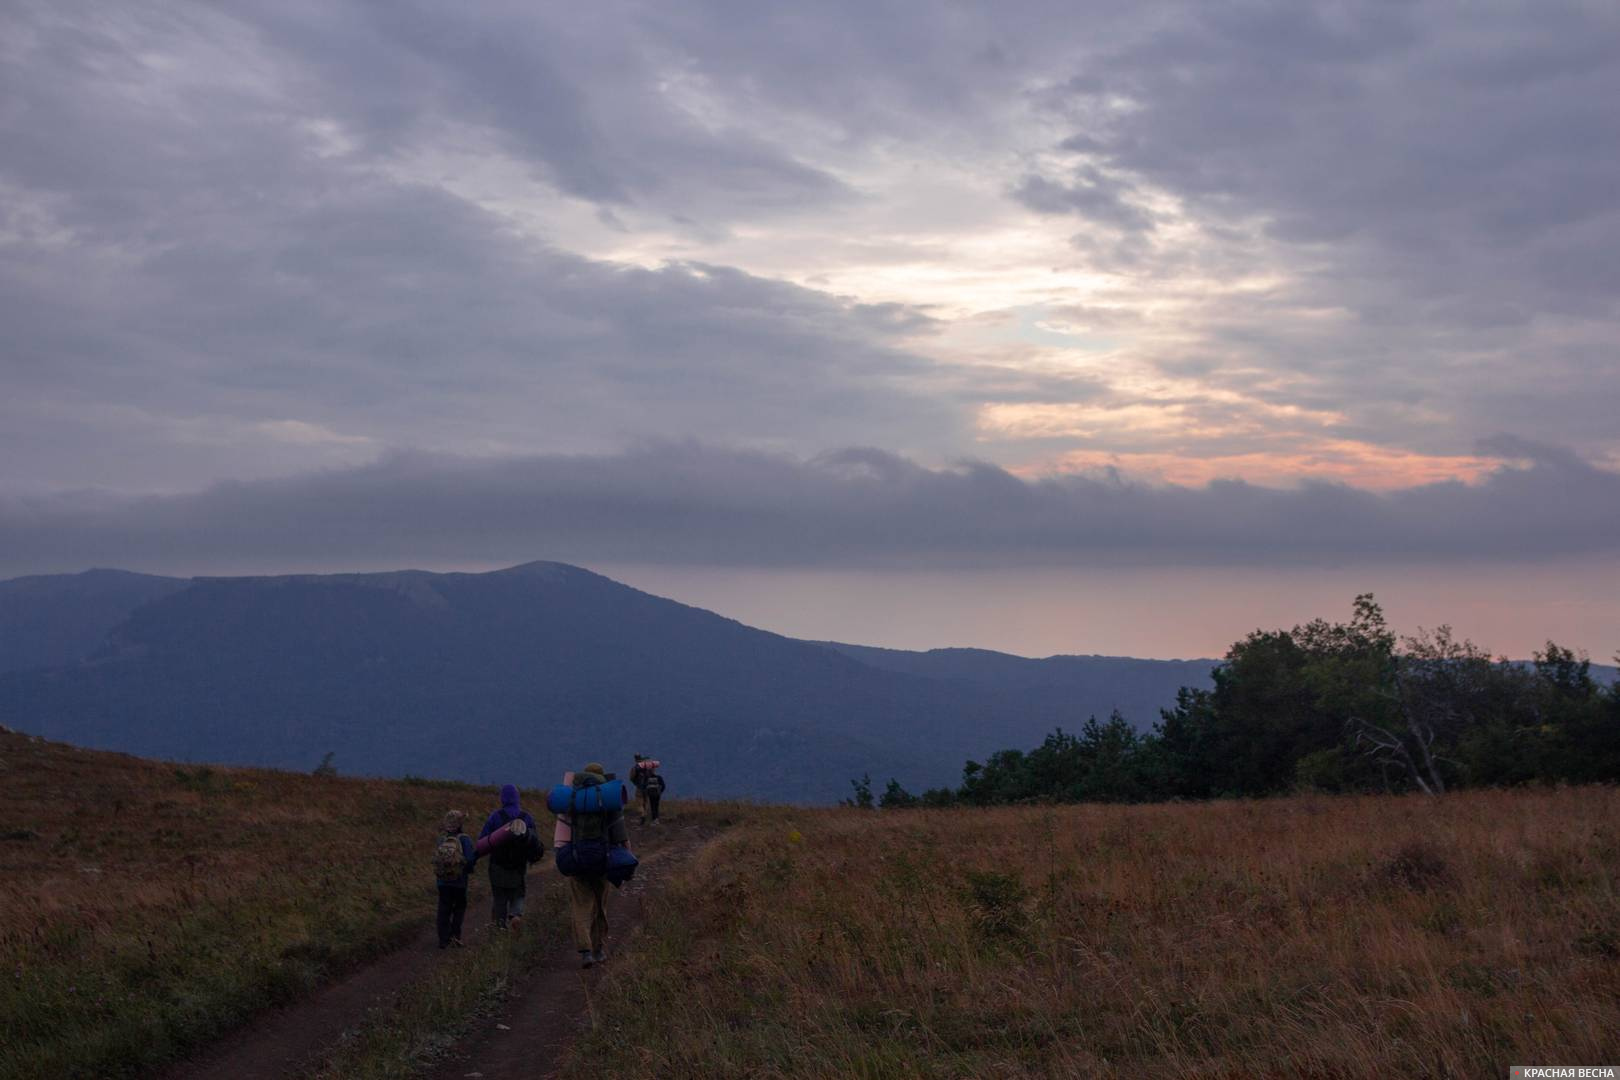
[160,892,501,1080]
[157,819,710,1080]
[161,913,482,1080]
[428,821,712,1080]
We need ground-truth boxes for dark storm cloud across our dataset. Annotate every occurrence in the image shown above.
[4,0,1619,513]
[219,0,854,215]
[2,441,1616,577]
[0,1,983,491]
[1011,169,1157,234]
[0,166,954,468]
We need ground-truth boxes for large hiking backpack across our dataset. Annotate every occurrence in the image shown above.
[551,780,638,885]
[432,833,466,881]
[546,780,628,814]
[557,835,639,884]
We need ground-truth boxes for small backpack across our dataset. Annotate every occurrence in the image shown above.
[432,833,466,880]
[644,773,666,795]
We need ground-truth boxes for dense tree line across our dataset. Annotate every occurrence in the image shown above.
[856,596,1620,807]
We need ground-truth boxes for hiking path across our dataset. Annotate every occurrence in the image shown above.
[158,818,711,1080]
[429,820,711,1080]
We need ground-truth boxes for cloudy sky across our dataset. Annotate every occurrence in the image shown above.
[3,0,1617,658]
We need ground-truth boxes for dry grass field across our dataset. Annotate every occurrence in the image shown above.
[6,727,1617,1079]
[0,730,495,1079]
[0,730,754,1080]
[569,787,1620,1078]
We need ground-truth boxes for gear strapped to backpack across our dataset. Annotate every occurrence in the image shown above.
[551,780,638,885]
[432,833,466,881]
[489,814,541,870]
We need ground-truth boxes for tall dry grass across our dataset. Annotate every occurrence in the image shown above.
[0,731,490,1079]
[0,730,763,1079]
[569,787,1620,1078]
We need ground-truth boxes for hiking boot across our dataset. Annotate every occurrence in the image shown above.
[450,937,465,948]
[591,948,606,965]
[508,915,523,936]
[579,949,594,969]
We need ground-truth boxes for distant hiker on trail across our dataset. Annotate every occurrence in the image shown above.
[552,762,635,968]
[630,754,666,826]
[431,810,478,949]
[478,784,544,933]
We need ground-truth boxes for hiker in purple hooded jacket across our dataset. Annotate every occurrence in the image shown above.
[479,784,544,931]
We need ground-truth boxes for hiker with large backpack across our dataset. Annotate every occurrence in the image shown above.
[478,784,544,932]
[631,754,667,825]
[550,763,635,968]
[431,810,478,948]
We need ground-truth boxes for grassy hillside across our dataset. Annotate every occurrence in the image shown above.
[8,728,1617,1078]
[0,728,490,1077]
[0,729,752,1080]
[568,788,1620,1078]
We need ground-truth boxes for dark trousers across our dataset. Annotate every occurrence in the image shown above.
[491,885,525,926]
[646,788,662,822]
[436,885,468,946]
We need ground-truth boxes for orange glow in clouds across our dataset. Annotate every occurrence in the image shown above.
[1022,441,1502,491]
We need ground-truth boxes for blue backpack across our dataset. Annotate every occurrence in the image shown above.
[551,780,638,885]
[546,780,629,815]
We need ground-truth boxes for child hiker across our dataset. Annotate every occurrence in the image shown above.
[431,810,478,948]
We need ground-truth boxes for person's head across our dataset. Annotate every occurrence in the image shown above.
[499,783,520,810]
[442,809,465,834]
[634,753,644,762]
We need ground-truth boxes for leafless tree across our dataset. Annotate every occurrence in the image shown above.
[1346,626,1493,795]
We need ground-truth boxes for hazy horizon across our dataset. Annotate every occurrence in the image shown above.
[6,557,1616,665]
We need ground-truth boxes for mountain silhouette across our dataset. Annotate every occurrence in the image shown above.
[0,568,187,674]
[0,562,1213,800]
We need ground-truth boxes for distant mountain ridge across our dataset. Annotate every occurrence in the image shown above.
[0,569,187,674]
[820,640,1215,698]
[0,563,1259,799]
[3,564,1614,801]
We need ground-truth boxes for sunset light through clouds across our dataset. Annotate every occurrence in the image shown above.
[2,0,1617,657]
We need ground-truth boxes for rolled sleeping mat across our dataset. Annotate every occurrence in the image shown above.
[605,844,639,887]
[555,772,574,845]
[556,840,639,884]
[546,778,628,815]
[473,817,527,856]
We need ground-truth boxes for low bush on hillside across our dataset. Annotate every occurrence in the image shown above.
[566,786,1620,1078]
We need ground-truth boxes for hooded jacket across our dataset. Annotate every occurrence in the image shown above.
[480,784,543,889]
